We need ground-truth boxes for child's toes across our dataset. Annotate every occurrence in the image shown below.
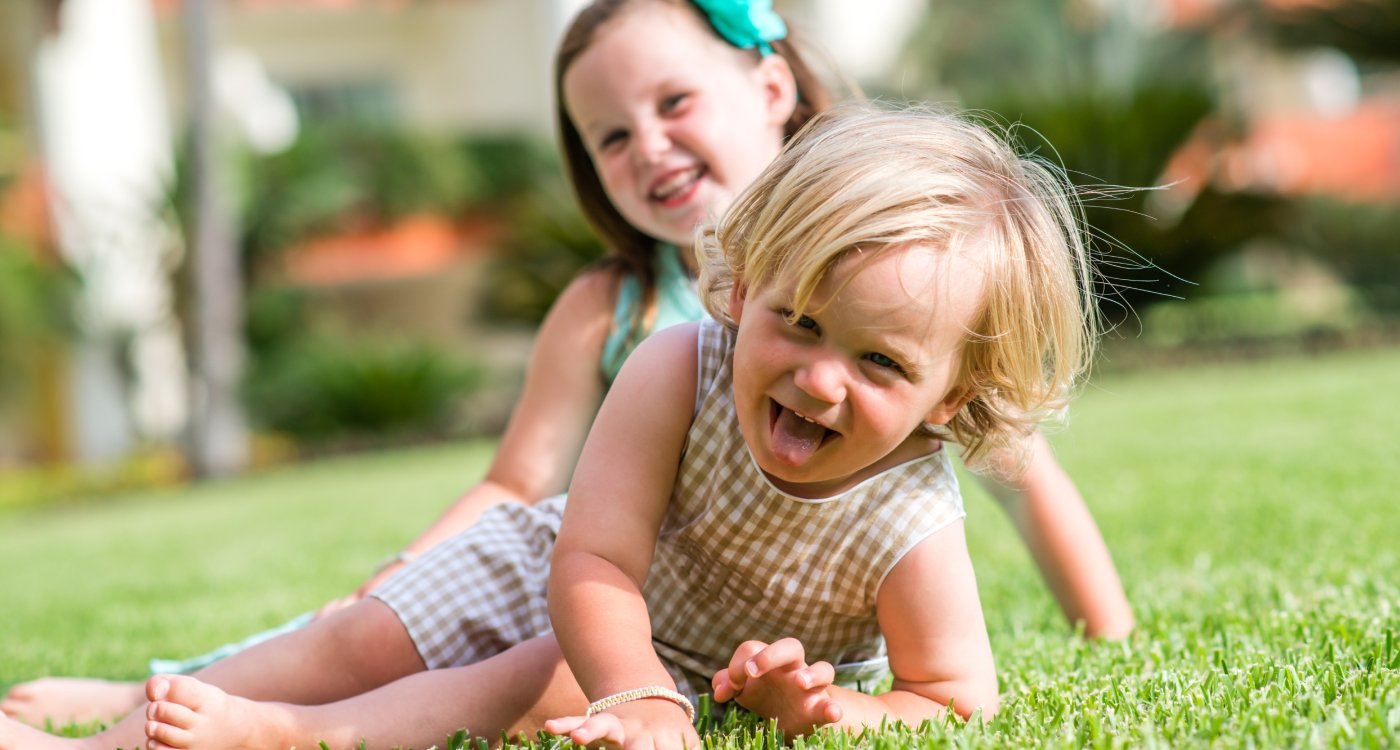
[146,718,195,749]
[157,674,217,712]
[148,700,200,731]
[146,675,173,703]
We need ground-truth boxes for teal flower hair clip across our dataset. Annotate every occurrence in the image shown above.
[691,0,788,56]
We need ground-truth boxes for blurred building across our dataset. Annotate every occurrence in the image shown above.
[141,0,921,135]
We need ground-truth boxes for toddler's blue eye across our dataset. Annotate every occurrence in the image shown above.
[869,352,898,369]
[794,315,818,331]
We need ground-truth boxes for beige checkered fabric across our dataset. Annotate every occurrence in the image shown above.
[373,317,964,702]
[372,496,562,670]
[645,318,965,698]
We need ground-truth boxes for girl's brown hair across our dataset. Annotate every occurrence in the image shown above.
[554,0,836,302]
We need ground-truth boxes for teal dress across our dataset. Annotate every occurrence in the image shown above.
[600,243,706,384]
[150,244,706,675]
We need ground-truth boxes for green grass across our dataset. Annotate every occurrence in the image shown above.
[2,349,1398,748]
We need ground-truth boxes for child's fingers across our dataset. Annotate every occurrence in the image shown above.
[314,594,355,621]
[798,661,836,690]
[565,713,627,748]
[817,696,844,725]
[724,640,769,693]
[744,637,807,679]
[711,670,738,703]
[542,714,589,737]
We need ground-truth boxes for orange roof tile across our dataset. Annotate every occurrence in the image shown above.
[279,213,501,287]
[1159,100,1400,205]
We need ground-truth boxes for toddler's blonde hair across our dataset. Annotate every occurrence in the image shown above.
[697,102,1097,470]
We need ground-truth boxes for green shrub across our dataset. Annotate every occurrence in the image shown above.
[1285,197,1400,316]
[1140,290,1368,347]
[0,234,75,402]
[455,135,559,203]
[478,180,606,325]
[245,338,482,446]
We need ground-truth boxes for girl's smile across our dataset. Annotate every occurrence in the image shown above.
[648,164,705,207]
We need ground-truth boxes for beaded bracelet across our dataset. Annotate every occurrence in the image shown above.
[585,686,696,722]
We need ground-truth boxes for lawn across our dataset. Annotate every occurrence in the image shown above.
[1,348,1398,748]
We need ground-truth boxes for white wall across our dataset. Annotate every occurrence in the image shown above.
[163,0,585,135]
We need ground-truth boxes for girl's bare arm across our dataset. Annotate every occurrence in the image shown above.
[974,432,1135,638]
[819,520,1001,731]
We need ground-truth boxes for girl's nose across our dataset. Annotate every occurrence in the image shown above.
[632,121,671,164]
[793,357,847,405]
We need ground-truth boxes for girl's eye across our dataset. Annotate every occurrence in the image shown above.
[598,130,627,152]
[867,352,904,373]
[660,93,689,114]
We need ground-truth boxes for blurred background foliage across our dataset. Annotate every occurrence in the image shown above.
[0,231,74,404]
[477,178,606,325]
[197,129,563,450]
[892,0,1397,344]
[896,0,1261,323]
[1248,0,1400,62]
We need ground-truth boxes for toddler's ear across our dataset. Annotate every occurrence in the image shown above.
[924,386,977,427]
[727,283,747,324]
[756,53,798,127]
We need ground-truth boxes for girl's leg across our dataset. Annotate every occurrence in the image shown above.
[1,678,144,727]
[144,634,583,750]
[0,598,426,750]
[190,597,424,705]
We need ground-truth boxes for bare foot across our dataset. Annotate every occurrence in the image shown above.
[1,678,145,728]
[144,675,297,750]
[0,710,91,750]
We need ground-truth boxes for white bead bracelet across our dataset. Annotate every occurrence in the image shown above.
[585,686,696,722]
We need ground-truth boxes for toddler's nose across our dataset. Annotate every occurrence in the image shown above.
[794,357,847,405]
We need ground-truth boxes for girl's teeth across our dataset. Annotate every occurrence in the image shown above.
[653,168,700,199]
[793,410,820,426]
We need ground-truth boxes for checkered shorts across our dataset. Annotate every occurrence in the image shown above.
[371,495,565,673]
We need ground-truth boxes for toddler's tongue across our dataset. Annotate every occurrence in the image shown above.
[772,406,827,466]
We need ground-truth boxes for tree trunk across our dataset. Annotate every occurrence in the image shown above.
[184,0,248,477]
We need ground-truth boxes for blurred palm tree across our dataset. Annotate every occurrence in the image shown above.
[891,0,1290,324]
[1240,0,1400,65]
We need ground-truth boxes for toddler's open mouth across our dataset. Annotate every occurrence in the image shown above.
[768,399,837,466]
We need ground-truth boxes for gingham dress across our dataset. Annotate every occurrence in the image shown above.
[373,317,966,701]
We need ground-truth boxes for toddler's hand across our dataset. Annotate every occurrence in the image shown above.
[545,697,699,750]
[315,561,402,620]
[313,591,363,620]
[712,638,842,734]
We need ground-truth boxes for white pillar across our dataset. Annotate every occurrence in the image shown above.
[804,0,926,84]
[35,0,188,464]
